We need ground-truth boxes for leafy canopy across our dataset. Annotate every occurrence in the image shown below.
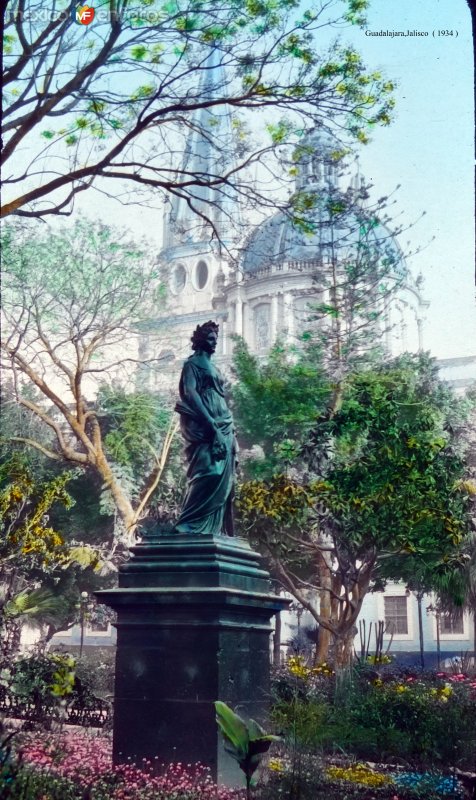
[2,0,395,220]
[232,337,330,474]
[235,348,473,636]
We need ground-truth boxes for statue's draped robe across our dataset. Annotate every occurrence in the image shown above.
[175,357,235,535]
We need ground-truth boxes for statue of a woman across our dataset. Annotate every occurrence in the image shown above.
[174,321,236,536]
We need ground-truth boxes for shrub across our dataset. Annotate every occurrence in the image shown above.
[72,647,116,698]
[270,660,476,771]
[1,652,76,724]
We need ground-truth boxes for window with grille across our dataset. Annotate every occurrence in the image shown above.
[440,610,464,635]
[384,596,408,635]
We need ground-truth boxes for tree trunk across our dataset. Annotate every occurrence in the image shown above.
[314,541,333,663]
[333,630,355,668]
[95,451,137,539]
[315,625,331,664]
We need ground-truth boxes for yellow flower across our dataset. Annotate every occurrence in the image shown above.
[439,686,453,697]
[288,656,311,679]
[268,758,285,773]
[326,763,393,787]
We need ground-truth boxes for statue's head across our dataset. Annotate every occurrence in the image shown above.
[191,320,219,353]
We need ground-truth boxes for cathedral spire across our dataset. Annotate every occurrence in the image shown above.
[166,48,237,249]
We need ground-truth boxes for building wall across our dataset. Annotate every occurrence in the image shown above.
[280,584,475,667]
[358,585,474,662]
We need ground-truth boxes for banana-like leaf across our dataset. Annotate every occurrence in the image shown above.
[215,701,281,783]
[214,701,249,758]
[248,717,278,741]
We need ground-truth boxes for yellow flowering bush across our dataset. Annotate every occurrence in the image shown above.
[288,655,311,679]
[1,470,73,571]
[326,762,394,787]
[366,654,392,665]
[287,656,335,681]
[430,685,453,702]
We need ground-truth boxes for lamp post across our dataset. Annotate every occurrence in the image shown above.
[79,591,89,658]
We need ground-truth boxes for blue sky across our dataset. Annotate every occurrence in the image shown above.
[331,0,475,359]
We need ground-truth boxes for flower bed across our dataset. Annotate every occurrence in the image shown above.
[270,659,476,772]
[3,729,472,800]
[2,731,244,800]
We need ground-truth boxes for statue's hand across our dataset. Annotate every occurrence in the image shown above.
[212,429,227,461]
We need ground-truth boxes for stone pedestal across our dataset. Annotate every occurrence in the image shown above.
[96,532,288,784]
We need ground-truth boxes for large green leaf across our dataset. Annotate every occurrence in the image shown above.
[214,701,249,758]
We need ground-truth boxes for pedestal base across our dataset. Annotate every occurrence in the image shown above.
[96,534,288,785]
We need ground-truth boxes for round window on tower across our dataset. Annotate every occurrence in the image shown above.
[194,260,209,290]
[170,263,187,294]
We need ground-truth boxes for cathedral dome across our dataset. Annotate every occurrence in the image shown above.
[241,206,407,278]
[240,127,407,279]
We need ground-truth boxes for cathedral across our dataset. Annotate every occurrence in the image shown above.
[137,51,426,386]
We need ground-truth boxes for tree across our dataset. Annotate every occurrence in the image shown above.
[96,383,186,526]
[234,346,473,666]
[231,337,330,474]
[282,133,424,417]
[1,0,395,225]
[1,219,179,539]
[0,459,105,660]
[231,172,426,664]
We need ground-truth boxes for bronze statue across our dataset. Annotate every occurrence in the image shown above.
[174,321,236,535]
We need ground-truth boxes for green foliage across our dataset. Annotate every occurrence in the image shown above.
[0,768,80,800]
[73,647,116,697]
[97,385,185,520]
[1,221,160,360]
[1,219,178,534]
[0,452,113,658]
[271,663,476,772]
[2,652,76,712]
[98,387,173,472]
[2,587,67,628]
[215,701,280,795]
[236,348,472,590]
[232,338,329,474]
[234,345,472,663]
[0,724,20,799]
[319,356,472,573]
[3,0,396,219]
